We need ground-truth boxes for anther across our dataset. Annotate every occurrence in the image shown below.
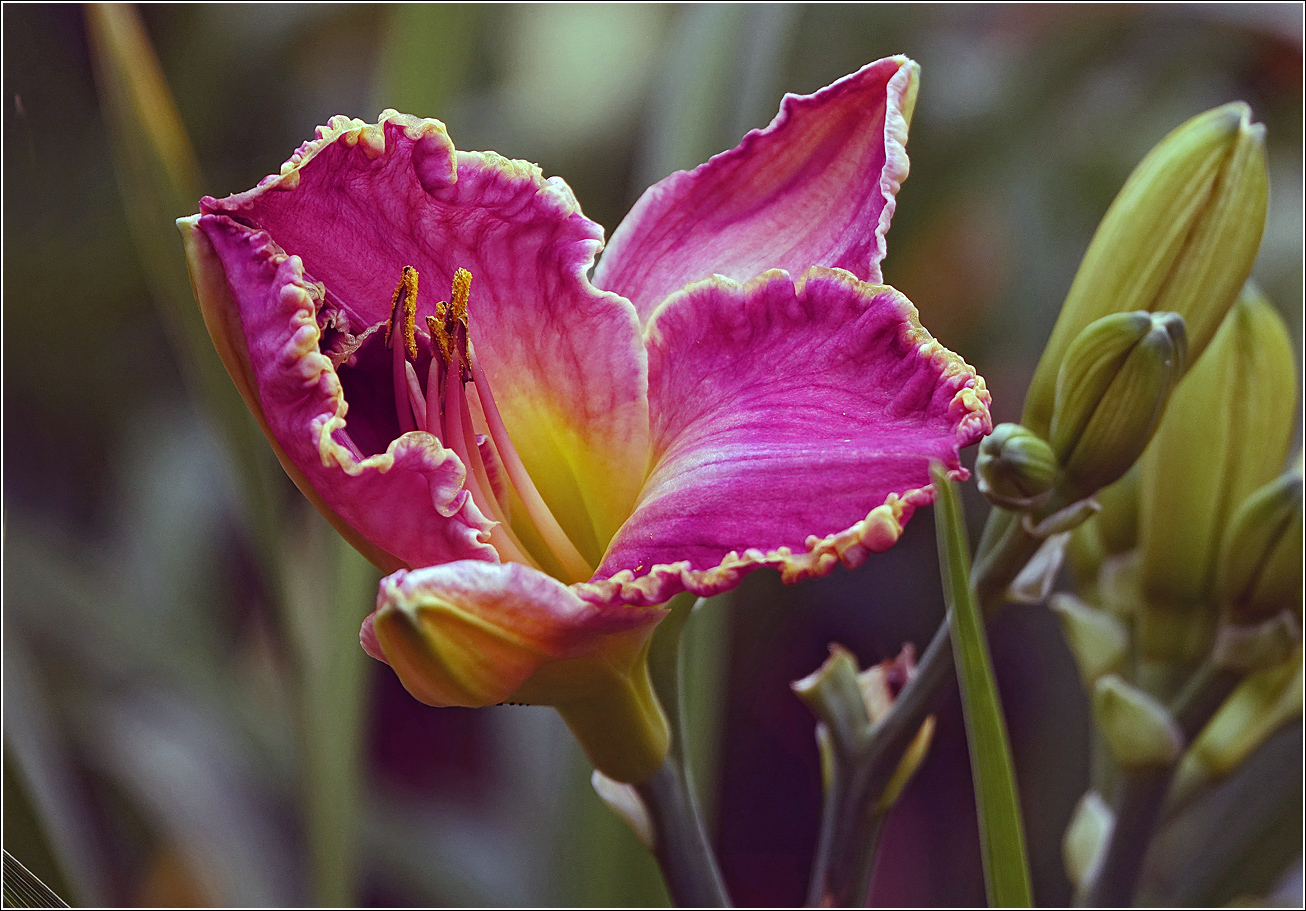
[385,265,420,360]
[388,266,421,434]
[426,311,455,366]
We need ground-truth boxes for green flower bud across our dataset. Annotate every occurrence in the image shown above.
[792,645,934,811]
[1067,468,1141,597]
[1092,674,1184,768]
[1063,791,1114,891]
[1136,287,1297,661]
[1050,593,1130,687]
[1050,311,1186,501]
[1216,470,1304,628]
[1095,466,1142,557]
[1171,648,1302,805]
[792,644,871,757]
[976,423,1058,510]
[1024,102,1268,439]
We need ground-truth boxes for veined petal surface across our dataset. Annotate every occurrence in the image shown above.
[362,561,664,707]
[593,56,918,323]
[582,268,991,607]
[201,112,649,566]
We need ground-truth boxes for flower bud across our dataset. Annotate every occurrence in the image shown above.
[1024,102,1268,439]
[1050,593,1130,687]
[1216,470,1304,628]
[1136,287,1297,662]
[1092,674,1183,768]
[976,423,1058,510]
[1049,311,1186,501]
[1067,468,1140,596]
[1063,791,1114,891]
[792,644,934,811]
[792,644,873,757]
[1171,648,1302,805]
[856,647,936,812]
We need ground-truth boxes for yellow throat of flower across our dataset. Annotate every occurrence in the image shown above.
[384,266,594,584]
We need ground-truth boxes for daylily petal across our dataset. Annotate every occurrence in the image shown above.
[200,111,649,568]
[189,212,497,569]
[581,268,991,607]
[593,56,918,323]
[362,561,664,708]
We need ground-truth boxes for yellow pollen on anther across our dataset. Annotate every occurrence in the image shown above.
[426,310,454,363]
[450,268,472,321]
[426,269,474,372]
[385,265,420,360]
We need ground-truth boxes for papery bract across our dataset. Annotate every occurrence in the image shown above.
[179,56,991,781]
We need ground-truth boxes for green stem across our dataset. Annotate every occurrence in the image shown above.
[634,760,731,907]
[847,811,889,906]
[1082,659,1243,906]
[1083,767,1172,907]
[806,616,955,905]
[636,596,731,906]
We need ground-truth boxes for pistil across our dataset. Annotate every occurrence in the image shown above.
[404,361,427,429]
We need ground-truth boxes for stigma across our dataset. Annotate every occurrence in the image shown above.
[384,266,592,583]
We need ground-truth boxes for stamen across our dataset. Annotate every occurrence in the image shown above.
[457,388,537,568]
[439,348,532,562]
[427,310,454,366]
[386,265,420,359]
[388,267,420,435]
[468,343,593,584]
[419,266,591,582]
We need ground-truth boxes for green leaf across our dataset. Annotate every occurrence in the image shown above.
[283,512,379,905]
[85,3,285,565]
[931,463,1034,907]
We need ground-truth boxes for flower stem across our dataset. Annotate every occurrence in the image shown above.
[635,760,731,907]
[1081,659,1242,906]
[806,615,955,905]
[638,594,731,907]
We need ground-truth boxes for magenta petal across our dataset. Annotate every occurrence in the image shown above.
[580,268,991,607]
[593,57,918,322]
[196,213,498,568]
[203,113,649,565]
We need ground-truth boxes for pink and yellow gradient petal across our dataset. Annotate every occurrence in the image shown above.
[580,267,991,608]
[593,56,918,322]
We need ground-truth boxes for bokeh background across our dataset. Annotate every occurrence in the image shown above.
[4,3,1302,907]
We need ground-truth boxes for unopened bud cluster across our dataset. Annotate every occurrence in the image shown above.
[792,645,934,812]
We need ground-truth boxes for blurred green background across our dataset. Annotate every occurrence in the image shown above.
[4,3,1302,907]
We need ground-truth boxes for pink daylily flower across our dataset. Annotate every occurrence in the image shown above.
[179,56,990,735]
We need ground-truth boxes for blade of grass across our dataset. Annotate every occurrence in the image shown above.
[931,462,1034,908]
[85,3,284,563]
